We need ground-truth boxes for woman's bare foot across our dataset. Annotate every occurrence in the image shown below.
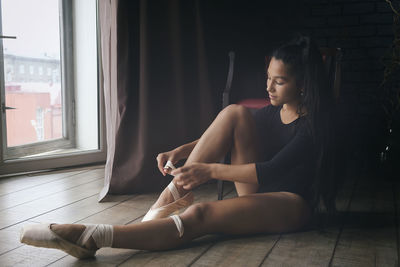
[151,181,189,209]
[50,224,98,251]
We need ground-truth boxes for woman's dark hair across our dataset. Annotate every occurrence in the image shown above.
[271,34,340,228]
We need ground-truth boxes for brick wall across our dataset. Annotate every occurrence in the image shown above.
[303,0,396,169]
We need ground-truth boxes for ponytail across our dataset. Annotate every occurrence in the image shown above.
[271,34,338,224]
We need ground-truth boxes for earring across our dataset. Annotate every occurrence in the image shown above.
[300,91,304,97]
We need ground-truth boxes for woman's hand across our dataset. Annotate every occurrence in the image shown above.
[156,150,183,176]
[171,163,212,190]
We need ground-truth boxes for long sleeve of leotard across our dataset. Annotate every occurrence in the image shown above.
[255,124,315,186]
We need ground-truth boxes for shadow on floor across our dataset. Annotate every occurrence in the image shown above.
[306,210,397,231]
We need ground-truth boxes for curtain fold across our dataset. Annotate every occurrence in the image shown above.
[99,0,215,201]
[99,0,119,201]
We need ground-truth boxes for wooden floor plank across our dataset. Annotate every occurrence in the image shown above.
[330,176,398,267]
[0,168,104,211]
[192,234,280,267]
[30,194,133,224]
[0,178,104,229]
[0,169,88,197]
[0,221,37,256]
[118,236,221,267]
[0,242,67,267]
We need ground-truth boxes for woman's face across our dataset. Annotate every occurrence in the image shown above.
[266,57,302,107]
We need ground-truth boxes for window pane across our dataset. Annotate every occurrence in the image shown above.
[2,0,63,147]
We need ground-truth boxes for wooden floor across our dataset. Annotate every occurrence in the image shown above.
[0,163,398,267]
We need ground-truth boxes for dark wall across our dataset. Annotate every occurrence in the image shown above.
[303,0,394,172]
[199,0,395,172]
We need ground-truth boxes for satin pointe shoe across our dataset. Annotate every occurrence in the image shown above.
[142,182,194,222]
[20,223,97,259]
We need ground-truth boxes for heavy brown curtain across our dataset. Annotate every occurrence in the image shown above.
[98,0,214,200]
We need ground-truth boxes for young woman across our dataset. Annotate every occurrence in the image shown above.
[20,34,338,259]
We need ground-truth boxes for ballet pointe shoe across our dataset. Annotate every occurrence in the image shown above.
[142,182,193,222]
[20,223,96,259]
[142,191,194,222]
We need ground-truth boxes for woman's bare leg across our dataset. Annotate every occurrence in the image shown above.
[52,191,311,251]
[153,104,261,208]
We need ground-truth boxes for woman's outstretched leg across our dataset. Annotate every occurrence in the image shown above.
[48,191,311,252]
[153,104,261,209]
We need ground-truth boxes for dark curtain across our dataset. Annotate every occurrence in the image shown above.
[100,0,215,199]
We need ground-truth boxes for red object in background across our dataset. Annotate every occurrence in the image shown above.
[237,98,271,109]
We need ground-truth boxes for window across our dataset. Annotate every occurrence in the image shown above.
[0,0,105,175]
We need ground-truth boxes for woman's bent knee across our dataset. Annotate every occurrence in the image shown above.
[222,104,251,118]
[219,104,254,127]
[181,203,210,224]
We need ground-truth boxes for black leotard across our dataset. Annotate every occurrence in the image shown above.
[253,104,316,206]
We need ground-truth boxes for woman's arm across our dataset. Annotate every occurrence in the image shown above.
[210,163,258,184]
[173,162,258,190]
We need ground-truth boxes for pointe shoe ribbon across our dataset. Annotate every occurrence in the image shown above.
[164,160,176,172]
[20,223,97,259]
[142,181,193,222]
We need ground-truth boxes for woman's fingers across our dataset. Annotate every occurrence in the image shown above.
[174,170,195,188]
[170,167,181,177]
[176,176,191,188]
[173,168,185,183]
[173,165,190,174]
[182,181,196,190]
[156,154,168,176]
[157,151,181,176]
[172,163,210,190]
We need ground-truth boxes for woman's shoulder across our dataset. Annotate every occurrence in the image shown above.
[255,104,281,116]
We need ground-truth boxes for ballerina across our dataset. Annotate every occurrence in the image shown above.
[20,34,337,259]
